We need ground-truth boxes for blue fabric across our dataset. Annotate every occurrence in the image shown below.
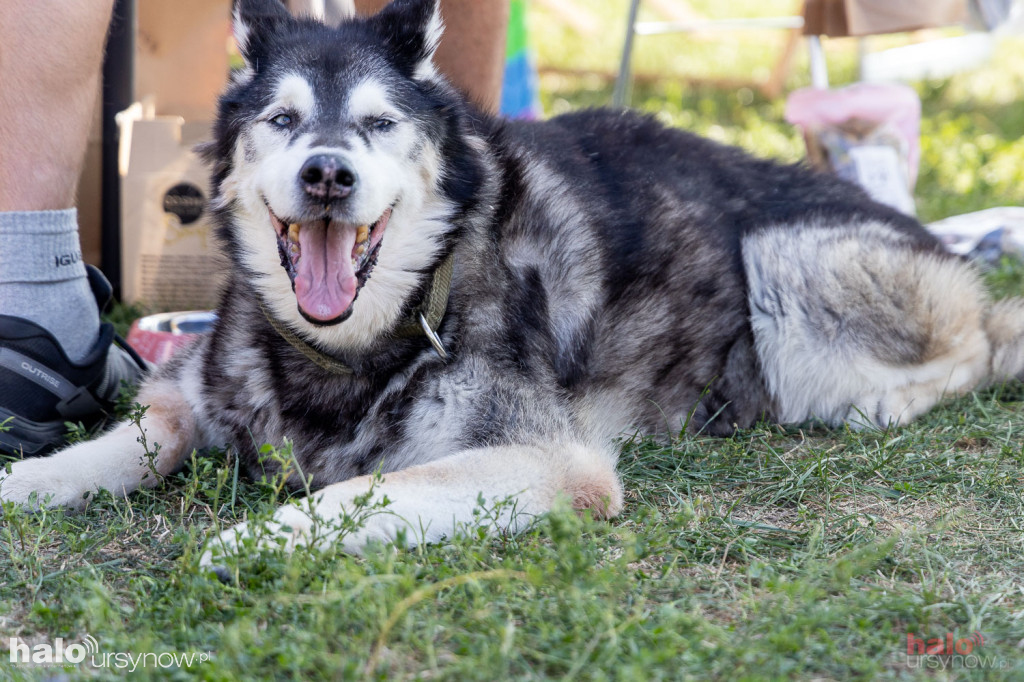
[501,53,540,120]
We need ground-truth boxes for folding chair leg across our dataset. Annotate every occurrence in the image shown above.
[613,0,643,107]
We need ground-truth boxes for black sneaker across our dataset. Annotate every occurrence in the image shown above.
[0,267,148,458]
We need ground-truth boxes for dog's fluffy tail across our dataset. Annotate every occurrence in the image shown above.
[985,297,1024,382]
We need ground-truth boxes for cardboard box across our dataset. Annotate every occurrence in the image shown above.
[118,102,223,310]
[111,0,233,309]
[77,1,232,270]
[803,0,968,37]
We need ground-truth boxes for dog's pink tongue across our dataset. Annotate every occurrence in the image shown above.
[293,223,357,322]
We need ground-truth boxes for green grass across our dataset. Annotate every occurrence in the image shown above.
[3,396,1024,680]
[3,9,1024,681]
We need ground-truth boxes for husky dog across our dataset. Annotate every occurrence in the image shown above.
[3,0,1024,567]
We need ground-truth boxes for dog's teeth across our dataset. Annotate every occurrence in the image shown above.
[355,243,367,257]
[288,223,301,242]
[356,225,369,244]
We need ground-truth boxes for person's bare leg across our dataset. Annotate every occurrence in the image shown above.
[0,0,117,363]
[0,0,118,361]
[0,0,116,211]
[0,0,143,460]
[355,0,509,114]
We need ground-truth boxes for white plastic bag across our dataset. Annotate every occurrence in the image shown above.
[785,83,921,215]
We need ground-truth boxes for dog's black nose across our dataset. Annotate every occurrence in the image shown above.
[299,154,357,201]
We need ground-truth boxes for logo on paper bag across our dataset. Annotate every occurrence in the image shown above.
[162,183,205,225]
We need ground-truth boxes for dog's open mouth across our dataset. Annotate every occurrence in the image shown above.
[268,204,392,325]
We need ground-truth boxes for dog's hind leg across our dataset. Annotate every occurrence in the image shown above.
[0,376,200,508]
[201,440,623,567]
[983,297,1024,383]
[744,222,996,429]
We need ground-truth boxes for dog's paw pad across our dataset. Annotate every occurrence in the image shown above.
[198,522,248,580]
[210,565,234,584]
[199,548,238,584]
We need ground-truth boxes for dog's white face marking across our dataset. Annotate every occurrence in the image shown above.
[347,79,401,123]
[223,73,456,351]
[270,74,317,121]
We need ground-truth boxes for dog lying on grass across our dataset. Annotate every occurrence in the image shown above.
[3,0,1023,571]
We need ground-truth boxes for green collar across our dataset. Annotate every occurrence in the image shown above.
[258,252,455,375]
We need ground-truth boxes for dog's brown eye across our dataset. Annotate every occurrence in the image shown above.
[270,113,294,128]
[372,117,395,131]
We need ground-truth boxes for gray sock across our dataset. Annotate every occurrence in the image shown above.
[0,209,101,362]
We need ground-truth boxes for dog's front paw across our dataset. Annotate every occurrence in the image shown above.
[0,457,90,509]
[199,505,318,580]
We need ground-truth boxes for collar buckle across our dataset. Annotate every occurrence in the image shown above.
[419,312,448,361]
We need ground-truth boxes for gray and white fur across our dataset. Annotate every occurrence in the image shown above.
[3,0,1023,567]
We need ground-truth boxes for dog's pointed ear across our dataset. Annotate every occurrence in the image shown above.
[233,0,294,66]
[369,0,444,80]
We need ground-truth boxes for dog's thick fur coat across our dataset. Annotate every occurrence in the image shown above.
[3,0,1024,565]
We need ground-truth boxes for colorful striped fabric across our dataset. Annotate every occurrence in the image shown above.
[501,0,541,119]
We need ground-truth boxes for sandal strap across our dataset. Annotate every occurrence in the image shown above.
[0,346,103,419]
[0,406,68,458]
